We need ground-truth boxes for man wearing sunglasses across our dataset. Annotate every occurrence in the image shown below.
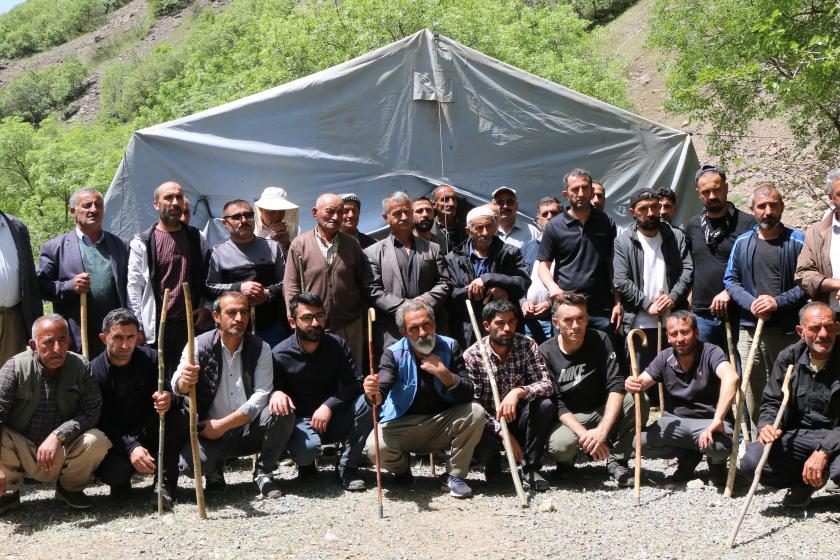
[491,186,540,249]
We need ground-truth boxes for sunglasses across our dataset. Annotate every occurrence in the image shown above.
[224,211,255,222]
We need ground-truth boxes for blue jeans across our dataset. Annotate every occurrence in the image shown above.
[524,318,553,344]
[285,394,372,468]
[258,321,289,349]
[694,312,739,364]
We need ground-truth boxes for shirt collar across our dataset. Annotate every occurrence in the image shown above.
[222,338,244,359]
[390,234,414,250]
[75,227,105,247]
[315,226,338,247]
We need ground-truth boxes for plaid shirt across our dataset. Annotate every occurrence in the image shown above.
[464,332,554,431]
[315,227,340,266]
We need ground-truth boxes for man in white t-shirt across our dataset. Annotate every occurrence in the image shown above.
[613,188,694,379]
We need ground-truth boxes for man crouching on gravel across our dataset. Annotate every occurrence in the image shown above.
[363,300,485,498]
[625,310,738,486]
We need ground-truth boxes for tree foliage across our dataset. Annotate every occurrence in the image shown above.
[0,57,88,124]
[649,0,840,161]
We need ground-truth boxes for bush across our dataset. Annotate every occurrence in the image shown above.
[0,57,88,123]
[100,45,184,122]
[149,0,191,16]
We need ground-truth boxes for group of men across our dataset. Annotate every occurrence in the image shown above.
[0,165,839,515]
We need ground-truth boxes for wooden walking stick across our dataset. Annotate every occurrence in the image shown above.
[368,308,384,519]
[156,288,170,514]
[80,292,90,360]
[726,317,751,444]
[724,317,749,498]
[627,328,648,506]
[656,291,670,468]
[726,363,795,549]
[183,283,207,520]
[250,306,256,335]
[466,300,529,508]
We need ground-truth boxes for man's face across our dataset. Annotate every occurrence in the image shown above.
[665,318,699,357]
[659,197,677,224]
[222,202,255,241]
[484,310,517,347]
[290,302,326,343]
[467,216,497,251]
[71,192,104,230]
[29,320,70,371]
[181,200,192,225]
[563,176,593,210]
[591,184,606,211]
[493,190,518,221]
[261,208,286,227]
[552,304,588,344]
[154,183,185,226]
[751,191,784,231]
[401,308,436,355]
[631,199,661,232]
[536,202,562,229]
[796,306,838,360]
[384,199,413,237]
[313,195,344,235]
[341,201,360,234]
[696,173,728,213]
[101,323,139,367]
[433,187,458,221]
[413,200,435,233]
[213,296,249,338]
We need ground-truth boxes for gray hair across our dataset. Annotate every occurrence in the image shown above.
[32,314,69,339]
[382,191,412,214]
[562,168,593,189]
[798,301,834,323]
[69,188,101,209]
[826,169,840,194]
[395,299,435,331]
[748,182,783,208]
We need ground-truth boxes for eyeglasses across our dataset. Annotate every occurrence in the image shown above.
[495,198,517,206]
[297,312,327,325]
[224,211,255,222]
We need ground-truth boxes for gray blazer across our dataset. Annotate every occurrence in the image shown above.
[0,212,42,334]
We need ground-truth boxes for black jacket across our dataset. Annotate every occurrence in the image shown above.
[0,212,42,333]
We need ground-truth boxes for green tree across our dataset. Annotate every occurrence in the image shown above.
[0,57,88,124]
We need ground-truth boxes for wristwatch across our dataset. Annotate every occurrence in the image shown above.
[53,430,66,444]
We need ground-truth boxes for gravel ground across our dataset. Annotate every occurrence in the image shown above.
[1,450,838,559]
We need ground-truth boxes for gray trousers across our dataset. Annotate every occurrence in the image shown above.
[642,412,731,464]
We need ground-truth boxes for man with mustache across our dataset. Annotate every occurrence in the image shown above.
[412,196,444,247]
[339,193,376,250]
[740,301,840,508]
[38,188,129,357]
[430,184,467,253]
[625,311,739,485]
[363,299,484,498]
[270,293,370,491]
[724,183,806,438]
[491,186,540,249]
[520,197,563,344]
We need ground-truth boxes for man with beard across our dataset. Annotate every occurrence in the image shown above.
[430,184,467,253]
[173,291,292,498]
[363,299,485,498]
[412,196,444,248]
[270,293,371,491]
[466,300,555,491]
[339,193,376,249]
[684,165,754,350]
[625,311,739,485]
[38,189,129,357]
[740,302,840,508]
[128,181,210,374]
[591,180,607,212]
[614,188,693,375]
[724,184,806,438]
[492,186,539,249]
[445,206,530,347]
[657,187,679,226]
[520,197,563,344]
[207,199,288,348]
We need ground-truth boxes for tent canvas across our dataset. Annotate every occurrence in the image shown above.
[104,28,701,243]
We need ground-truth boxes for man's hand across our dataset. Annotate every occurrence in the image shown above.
[648,295,675,316]
[466,278,485,300]
[496,388,523,422]
[710,289,731,318]
[578,426,607,456]
[269,391,296,416]
[486,287,509,301]
[364,374,382,406]
[758,424,783,445]
[699,417,728,449]
[610,302,623,332]
[419,353,448,378]
[310,404,333,434]
[36,433,62,471]
[532,300,552,317]
[548,285,564,301]
[72,272,91,294]
[129,446,156,474]
[750,295,778,320]
[152,391,171,414]
[177,363,200,395]
[802,450,829,488]
[521,301,535,319]
[198,419,226,440]
[241,281,269,305]
[624,376,643,394]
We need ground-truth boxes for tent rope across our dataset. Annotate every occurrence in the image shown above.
[437,99,445,178]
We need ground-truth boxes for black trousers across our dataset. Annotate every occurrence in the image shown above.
[740,427,840,488]
[474,397,556,472]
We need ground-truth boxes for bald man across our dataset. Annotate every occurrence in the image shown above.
[284,193,373,366]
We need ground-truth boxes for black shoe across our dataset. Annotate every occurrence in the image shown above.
[669,454,703,483]
[297,463,319,480]
[607,459,633,488]
[521,469,549,492]
[153,485,176,509]
[0,491,20,514]
[707,459,727,487]
[55,483,93,510]
[336,465,365,491]
[254,474,282,499]
[782,483,817,508]
[393,468,415,490]
[205,466,227,494]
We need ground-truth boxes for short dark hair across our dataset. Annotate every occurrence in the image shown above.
[290,292,324,317]
[413,196,433,206]
[665,310,698,331]
[694,164,727,184]
[563,168,593,189]
[213,291,250,314]
[101,308,140,334]
[482,299,517,322]
[537,196,561,211]
[223,199,252,213]
[656,187,676,204]
[552,292,588,317]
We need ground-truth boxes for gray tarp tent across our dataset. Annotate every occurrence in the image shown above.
[104,28,701,243]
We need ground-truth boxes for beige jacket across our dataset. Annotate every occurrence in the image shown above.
[795,214,833,303]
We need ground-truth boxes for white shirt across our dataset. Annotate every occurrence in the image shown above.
[829,215,840,311]
[631,232,666,329]
[497,220,540,249]
[0,218,21,308]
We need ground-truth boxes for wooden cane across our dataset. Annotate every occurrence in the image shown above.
[724,317,749,498]
[726,364,795,549]
[740,318,766,444]
[726,317,751,444]
[368,308,384,519]
[627,328,648,506]
[183,283,207,520]
[298,255,306,292]
[156,288,170,514]
[429,453,436,475]
[656,291,669,468]
[250,305,256,335]
[466,300,529,508]
[80,292,89,360]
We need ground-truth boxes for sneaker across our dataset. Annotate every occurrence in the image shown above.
[297,463,319,480]
[441,474,473,498]
[254,474,282,499]
[669,453,703,483]
[393,468,415,490]
[0,491,20,514]
[153,485,176,510]
[782,484,817,508]
[55,483,93,510]
[336,465,365,492]
[607,459,633,488]
[521,469,550,492]
[707,459,727,487]
[205,465,227,494]
[824,479,840,494]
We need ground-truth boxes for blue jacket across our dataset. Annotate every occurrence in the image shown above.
[724,225,806,332]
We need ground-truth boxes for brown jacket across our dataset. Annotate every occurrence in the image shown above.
[795,214,833,303]
[283,230,372,329]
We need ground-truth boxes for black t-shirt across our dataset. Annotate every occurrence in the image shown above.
[753,237,782,297]
[539,329,624,417]
[536,210,615,315]
[645,342,728,419]
[684,209,754,312]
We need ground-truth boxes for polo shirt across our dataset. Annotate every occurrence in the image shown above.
[645,341,728,419]
[497,221,539,249]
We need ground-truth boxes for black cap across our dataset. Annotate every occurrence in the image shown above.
[629,188,658,208]
[694,164,726,183]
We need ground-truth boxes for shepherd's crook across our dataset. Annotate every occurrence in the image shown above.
[183,283,207,520]
[627,328,648,506]
[80,292,89,360]
[156,288,170,514]
[368,308,384,519]
[466,300,529,507]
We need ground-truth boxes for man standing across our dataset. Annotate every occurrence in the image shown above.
[725,184,806,437]
[657,187,679,226]
[445,206,530,348]
[207,199,288,348]
[254,187,300,251]
[363,300,485,498]
[520,197,562,344]
[795,169,840,308]
[740,302,840,508]
[128,181,210,373]
[541,293,644,486]
[270,293,371,491]
[466,300,555,491]
[412,196,443,247]
[284,193,371,366]
[491,186,539,249]
[625,311,739,485]
[38,189,128,357]
[430,184,467,253]
[0,315,110,512]
[684,165,754,349]
[0,211,41,365]
[92,309,187,508]
[366,191,451,361]
[591,180,607,212]
[340,193,376,249]
[172,291,292,498]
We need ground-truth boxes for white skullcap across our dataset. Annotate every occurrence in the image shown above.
[467,206,497,225]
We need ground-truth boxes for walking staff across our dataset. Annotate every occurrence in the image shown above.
[80,293,89,360]
[627,328,647,506]
[183,283,207,520]
[724,318,749,498]
[368,308,384,519]
[157,288,171,515]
